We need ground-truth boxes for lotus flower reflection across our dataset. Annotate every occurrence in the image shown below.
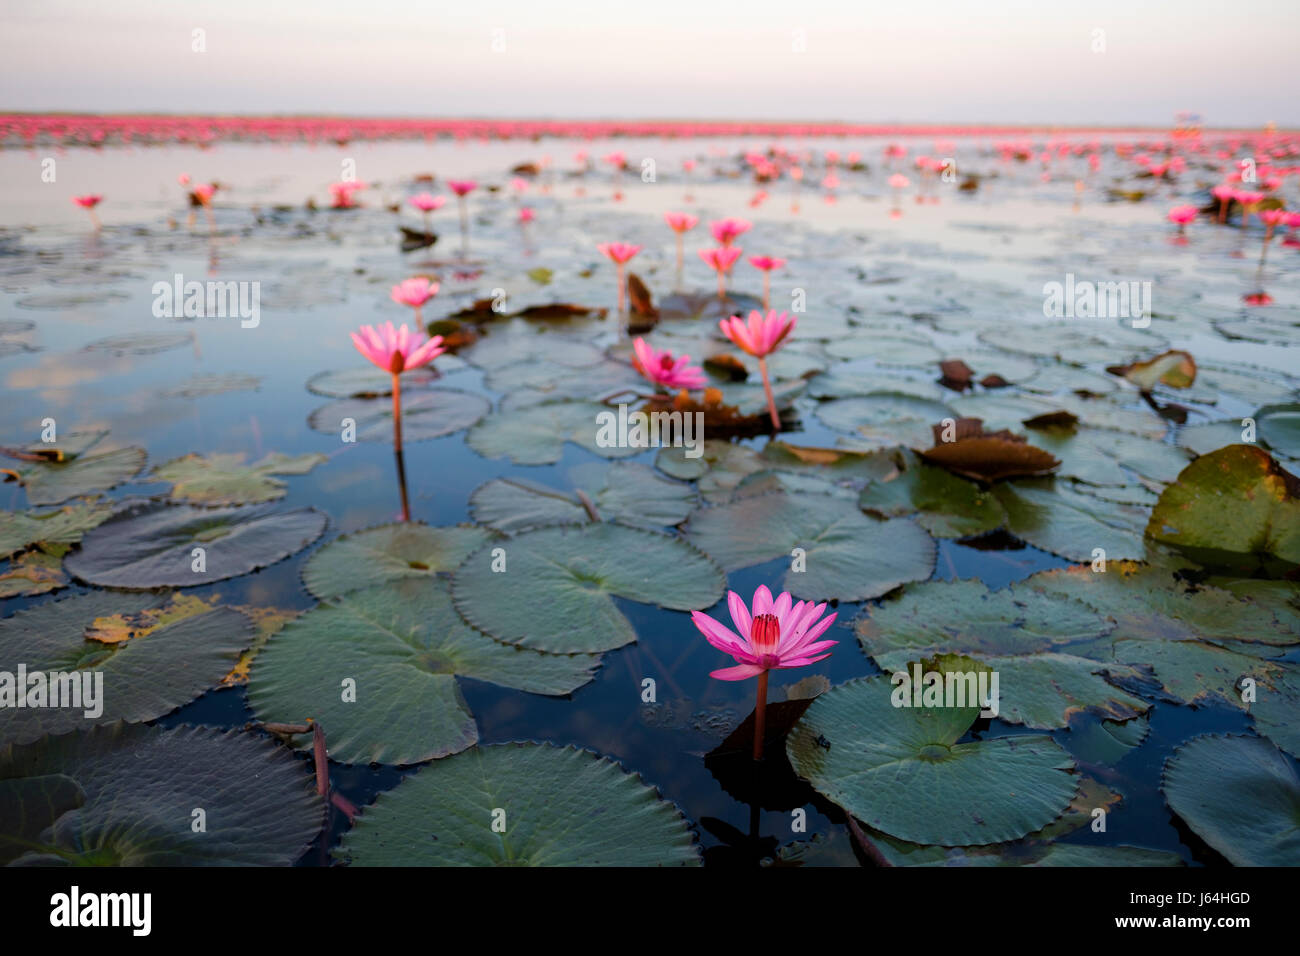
[692,585,837,760]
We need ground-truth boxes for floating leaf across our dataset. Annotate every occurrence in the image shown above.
[469,462,696,533]
[917,420,1060,482]
[995,479,1146,561]
[0,593,249,745]
[152,452,327,506]
[0,503,115,557]
[305,366,440,399]
[1068,716,1150,766]
[1163,734,1300,866]
[336,742,699,865]
[83,331,193,355]
[248,581,599,765]
[302,522,491,600]
[787,675,1078,846]
[1257,403,1300,459]
[1251,665,1300,758]
[0,723,321,865]
[0,550,66,598]
[2,442,145,507]
[1106,350,1197,390]
[309,389,488,442]
[1146,445,1300,572]
[467,400,641,465]
[65,501,327,589]
[816,393,954,439]
[684,492,935,602]
[452,524,724,653]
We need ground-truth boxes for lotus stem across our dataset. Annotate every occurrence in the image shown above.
[758,356,780,431]
[616,263,626,316]
[762,272,771,311]
[753,670,769,761]
[394,448,411,522]
[391,371,404,454]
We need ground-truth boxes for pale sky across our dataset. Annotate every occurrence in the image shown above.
[3,0,1297,126]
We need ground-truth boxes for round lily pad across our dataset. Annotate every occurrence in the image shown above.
[1147,445,1300,572]
[451,524,724,653]
[469,462,696,533]
[995,479,1146,562]
[858,456,1006,538]
[684,492,935,602]
[1163,734,1300,866]
[787,676,1078,846]
[302,522,492,600]
[0,592,251,745]
[152,452,327,506]
[5,446,146,507]
[335,742,700,866]
[83,331,193,355]
[0,722,322,866]
[65,501,327,589]
[306,366,440,398]
[247,581,599,766]
[0,502,114,556]
[1257,404,1300,459]
[467,400,645,465]
[1252,665,1300,758]
[308,389,489,442]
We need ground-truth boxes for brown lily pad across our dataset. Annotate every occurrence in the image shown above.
[917,418,1061,482]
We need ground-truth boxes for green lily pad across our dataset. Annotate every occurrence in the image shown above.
[335,742,699,866]
[305,366,441,399]
[1257,404,1300,459]
[1163,734,1300,866]
[461,329,604,371]
[247,581,599,766]
[83,331,193,355]
[995,479,1146,561]
[1030,427,1191,486]
[1079,636,1276,709]
[64,501,327,589]
[816,393,954,437]
[857,579,1108,666]
[858,453,1006,538]
[0,592,250,745]
[309,389,489,443]
[684,492,935,602]
[824,333,942,366]
[469,462,696,533]
[1027,562,1300,646]
[0,723,322,866]
[302,522,491,600]
[1146,445,1300,573]
[2,438,145,507]
[656,441,766,503]
[1174,421,1255,458]
[0,502,114,557]
[1068,716,1150,766]
[152,452,327,506]
[787,674,1078,846]
[468,400,644,465]
[451,524,724,653]
[1251,665,1300,758]
[0,550,67,598]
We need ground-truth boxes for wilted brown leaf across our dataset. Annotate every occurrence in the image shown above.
[918,418,1061,482]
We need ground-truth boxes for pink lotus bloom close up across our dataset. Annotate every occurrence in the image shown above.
[518,206,535,223]
[691,585,837,681]
[192,183,216,204]
[888,174,910,189]
[390,277,439,309]
[598,242,641,264]
[351,321,446,374]
[631,337,706,391]
[749,256,786,272]
[447,180,478,197]
[72,195,103,208]
[719,309,796,358]
[409,193,445,213]
[1167,205,1198,225]
[710,218,752,246]
[698,246,743,273]
[664,211,699,233]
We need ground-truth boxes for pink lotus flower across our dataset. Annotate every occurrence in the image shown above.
[72,194,103,230]
[888,173,910,190]
[518,206,535,224]
[409,192,445,213]
[446,180,477,197]
[749,256,786,310]
[178,173,191,186]
[692,584,837,760]
[598,242,642,315]
[191,183,216,205]
[664,211,699,233]
[390,277,439,317]
[699,246,743,301]
[350,321,447,456]
[351,320,445,375]
[631,337,706,391]
[1168,205,1198,231]
[710,218,751,246]
[719,310,796,429]
[447,182,477,253]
